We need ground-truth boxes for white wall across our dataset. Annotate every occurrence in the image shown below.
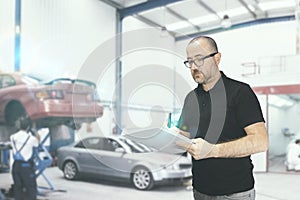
[268,106,289,156]
[286,102,300,134]
[19,0,116,81]
[119,17,186,130]
[175,21,298,86]
[0,0,15,72]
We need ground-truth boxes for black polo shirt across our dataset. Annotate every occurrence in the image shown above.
[178,72,265,195]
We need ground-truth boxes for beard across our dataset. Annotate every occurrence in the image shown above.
[192,70,205,84]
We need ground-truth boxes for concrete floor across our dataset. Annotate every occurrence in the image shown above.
[1,167,300,200]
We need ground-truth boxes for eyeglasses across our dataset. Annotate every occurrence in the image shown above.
[184,52,218,68]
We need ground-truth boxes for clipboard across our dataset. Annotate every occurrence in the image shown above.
[122,127,194,154]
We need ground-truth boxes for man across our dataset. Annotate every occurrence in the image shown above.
[286,139,300,171]
[10,117,39,200]
[177,36,268,200]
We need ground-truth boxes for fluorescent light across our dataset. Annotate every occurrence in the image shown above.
[258,0,296,11]
[165,21,190,31]
[165,14,218,31]
[189,14,219,25]
[139,7,162,15]
[164,6,248,31]
[268,95,294,108]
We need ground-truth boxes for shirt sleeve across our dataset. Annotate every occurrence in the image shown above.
[235,84,265,128]
[177,98,188,131]
[177,91,200,137]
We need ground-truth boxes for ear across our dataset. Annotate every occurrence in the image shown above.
[215,52,221,65]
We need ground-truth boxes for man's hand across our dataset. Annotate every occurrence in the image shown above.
[186,138,216,160]
[172,127,217,160]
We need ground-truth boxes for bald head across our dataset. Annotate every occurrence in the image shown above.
[188,36,218,53]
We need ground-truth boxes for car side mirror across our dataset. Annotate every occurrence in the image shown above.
[115,147,125,153]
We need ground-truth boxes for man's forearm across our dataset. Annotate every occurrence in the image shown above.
[212,134,268,158]
[210,122,268,158]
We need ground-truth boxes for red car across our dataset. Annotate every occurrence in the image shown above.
[0,73,103,129]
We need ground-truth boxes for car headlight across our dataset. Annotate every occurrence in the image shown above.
[162,163,179,170]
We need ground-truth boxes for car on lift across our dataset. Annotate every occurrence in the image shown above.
[0,73,103,130]
[57,135,192,190]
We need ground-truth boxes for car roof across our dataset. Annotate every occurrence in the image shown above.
[78,134,122,141]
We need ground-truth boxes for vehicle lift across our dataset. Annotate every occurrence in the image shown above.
[34,130,66,196]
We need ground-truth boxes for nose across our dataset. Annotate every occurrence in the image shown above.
[190,61,198,70]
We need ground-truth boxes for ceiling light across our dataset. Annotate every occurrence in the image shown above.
[165,21,190,31]
[189,14,219,25]
[221,14,232,29]
[217,7,248,18]
[258,0,296,11]
[160,26,169,37]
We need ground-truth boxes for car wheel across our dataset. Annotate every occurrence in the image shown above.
[63,161,78,180]
[131,166,154,190]
[5,101,27,127]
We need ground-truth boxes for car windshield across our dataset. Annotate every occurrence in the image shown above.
[22,74,41,85]
[119,138,154,153]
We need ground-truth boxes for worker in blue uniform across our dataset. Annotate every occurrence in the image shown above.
[10,117,39,200]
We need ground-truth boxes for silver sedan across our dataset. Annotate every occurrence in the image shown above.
[57,135,192,190]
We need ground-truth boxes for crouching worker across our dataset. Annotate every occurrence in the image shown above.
[10,117,39,200]
[286,139,300,171]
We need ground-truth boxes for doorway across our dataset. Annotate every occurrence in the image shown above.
[253,85,300,173]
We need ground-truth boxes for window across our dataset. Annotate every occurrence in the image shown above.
[75,138,122,152]
[99,138,121,152]
[0,75,16,89]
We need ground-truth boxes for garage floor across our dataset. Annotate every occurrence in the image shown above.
[1,167,300,200]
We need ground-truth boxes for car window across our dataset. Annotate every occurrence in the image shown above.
[119,138,153,153]
[86,138,102,150]
[99,138,121,152]
[75,138,100,150]
[108,139,122,151]
[75,138,122,152]
[22,75,41,85]
[0,75,16,89]
[74,141,86,148]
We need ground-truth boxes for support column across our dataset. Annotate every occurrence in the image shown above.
[296,0,300,54]
[115,11,122,134]
[14,0,21,71]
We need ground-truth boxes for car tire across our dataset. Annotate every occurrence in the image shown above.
[63,161,78,180]
[5,101,27,127]
[131,166,154,190]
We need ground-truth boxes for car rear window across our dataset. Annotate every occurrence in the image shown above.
[46,78,96,88]
[21,75,40,85]
[0,75,16,88]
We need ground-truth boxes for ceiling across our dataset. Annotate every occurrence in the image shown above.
[100,0,297,39]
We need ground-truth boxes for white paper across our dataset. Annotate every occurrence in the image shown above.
[122,127,193,154]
